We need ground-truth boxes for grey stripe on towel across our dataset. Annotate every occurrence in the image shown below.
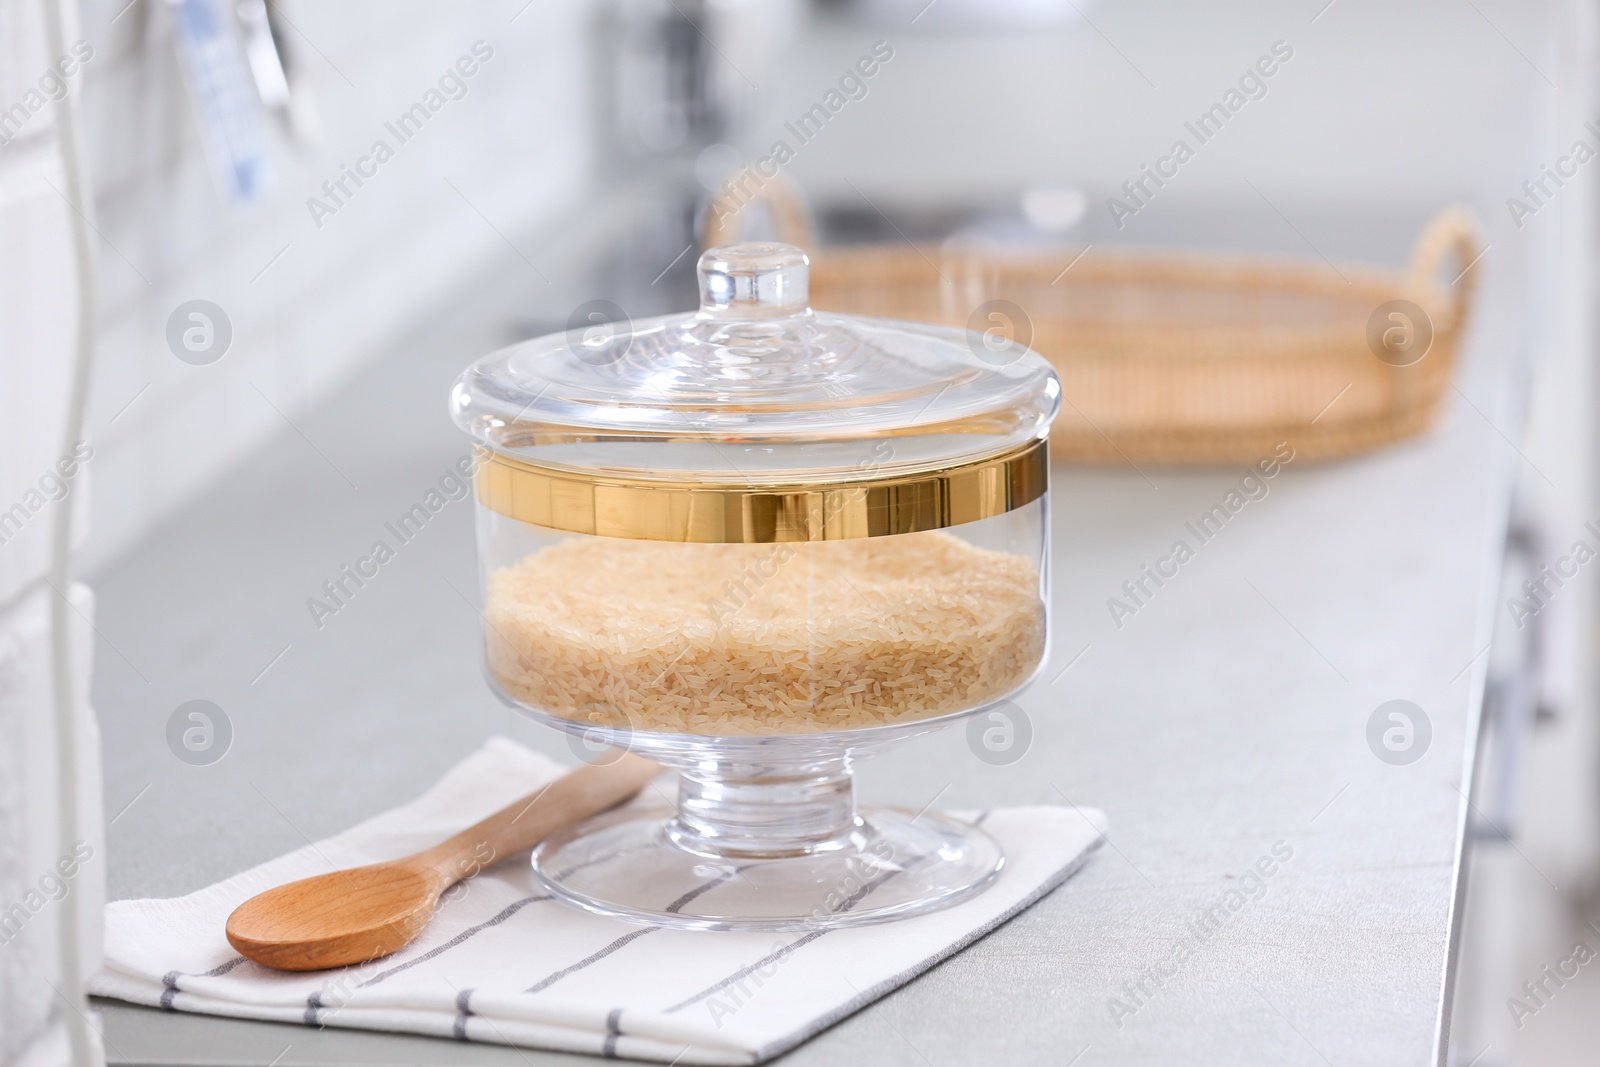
[360,894,552,988]
[525,927,656,994]
[160,956,249,1009]
[665,851,937,1013]
[452,987,475,1041]
[521,865,749,995]
[602,1006,623,1059]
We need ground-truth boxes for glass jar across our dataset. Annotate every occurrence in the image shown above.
[452,243,1059,929]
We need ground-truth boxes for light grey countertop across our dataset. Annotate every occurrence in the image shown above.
[91,197,1527,1065]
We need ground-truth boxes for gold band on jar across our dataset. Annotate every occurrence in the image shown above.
[473,437,1048,543]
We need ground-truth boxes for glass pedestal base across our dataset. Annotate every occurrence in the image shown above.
[530,806,1004,932]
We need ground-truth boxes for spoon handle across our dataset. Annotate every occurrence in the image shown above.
[416,753,660,885]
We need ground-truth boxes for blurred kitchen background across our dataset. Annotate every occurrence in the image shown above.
[3,0,1598,1064]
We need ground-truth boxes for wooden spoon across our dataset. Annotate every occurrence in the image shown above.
[226,753,660,971]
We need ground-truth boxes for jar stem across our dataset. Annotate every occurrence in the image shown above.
[667,761,860,859]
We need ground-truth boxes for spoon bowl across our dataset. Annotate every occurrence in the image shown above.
[226,864,445,971]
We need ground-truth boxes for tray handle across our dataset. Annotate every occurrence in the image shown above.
[703,172,817,251]
[1407,205,1482,327]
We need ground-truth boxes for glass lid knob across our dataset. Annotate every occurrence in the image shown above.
[697,242,810,318]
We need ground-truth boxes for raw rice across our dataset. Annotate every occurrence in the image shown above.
[484,531,1044,735]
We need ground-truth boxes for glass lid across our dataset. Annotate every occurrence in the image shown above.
[450,242,1060,485]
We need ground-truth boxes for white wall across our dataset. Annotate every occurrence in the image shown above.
[74,0,599,572]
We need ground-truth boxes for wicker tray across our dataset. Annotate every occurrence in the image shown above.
[706,184,1480,464]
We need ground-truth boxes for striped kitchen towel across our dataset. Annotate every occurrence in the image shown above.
[89,737,1104,1064]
